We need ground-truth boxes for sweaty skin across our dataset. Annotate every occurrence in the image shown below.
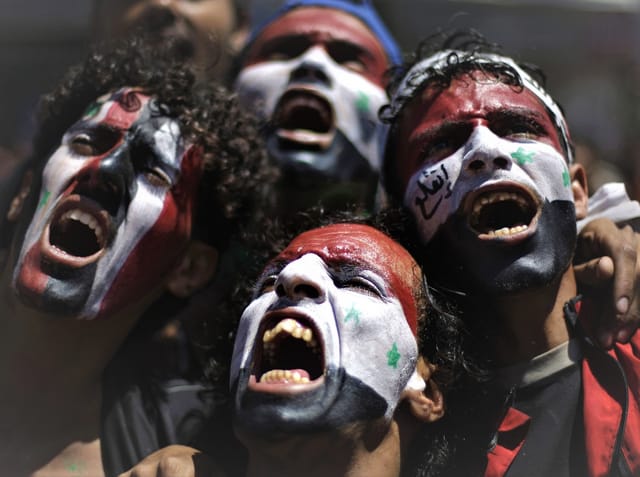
[394,75,577,295]
[231,224,424,435]
[13,88,202,320]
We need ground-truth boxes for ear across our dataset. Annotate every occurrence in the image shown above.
[570,163,589,220]
[6,170,33,222]
[401,357,445,423]
[166,240,218,298]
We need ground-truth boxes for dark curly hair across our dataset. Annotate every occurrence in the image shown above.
[22,37,277,252]
[380,29,548,202]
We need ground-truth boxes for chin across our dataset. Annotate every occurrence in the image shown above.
[425,199,577,297]
[232,366,388,438]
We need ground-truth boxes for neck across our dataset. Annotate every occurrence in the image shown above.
[473,267,576,366]
[243,420,402,477]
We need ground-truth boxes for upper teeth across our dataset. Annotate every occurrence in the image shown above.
[263,318,316,344]
[61,209,104,242]
[472,191,530,215]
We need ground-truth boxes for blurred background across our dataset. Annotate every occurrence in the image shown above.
[1,0,639,196]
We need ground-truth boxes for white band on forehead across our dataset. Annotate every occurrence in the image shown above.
[388,50,573,163]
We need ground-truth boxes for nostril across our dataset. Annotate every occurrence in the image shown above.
[275,284,286,297]
[293,284,320,299]
[291,65,330,85]
[468,159,485,171]
[494,157,509,169]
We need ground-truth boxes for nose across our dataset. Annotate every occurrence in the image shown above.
[274,255,328,302]
[76,142,137,212]
[289,48,332,87]
[462,126,513,174]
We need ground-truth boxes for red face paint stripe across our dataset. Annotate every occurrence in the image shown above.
[97,144,203,318]
[15,244,49,304]
[277,224,420,334]
[102,90,150,130]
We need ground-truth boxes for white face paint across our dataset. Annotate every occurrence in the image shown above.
[13,88,201,320]
[231,251,419,422]
[404,125,573,244]
[235,46,388,172]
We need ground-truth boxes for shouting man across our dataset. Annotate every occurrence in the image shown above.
[230,223,446,477]
[381,39,640,476]
[0,39,273,477]
[234,0,401,213]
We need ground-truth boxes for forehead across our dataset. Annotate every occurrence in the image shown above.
[251,6,385,59]
[276,224,417,287]
[275,223,421,333]
[404,75,556,133]
[83,88,153,130]
[393,74,563,180]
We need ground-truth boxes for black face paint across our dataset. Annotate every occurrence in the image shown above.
[233,365,387,436]
[423,199,577,297]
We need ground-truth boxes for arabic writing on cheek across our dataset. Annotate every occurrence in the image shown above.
[414,164,453,220]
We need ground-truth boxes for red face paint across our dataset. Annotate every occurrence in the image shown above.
[99,145,203,315]
[277,223,421,334]
[244,7,389,88]
[393,74,565,191]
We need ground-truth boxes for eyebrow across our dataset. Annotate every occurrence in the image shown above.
[327,38,375,62]
[411,105,551,144]
[256,34,311,54]
[410,120,470,145]
[486,106,550,125]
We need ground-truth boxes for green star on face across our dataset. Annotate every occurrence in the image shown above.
[83,101,103,119]
[355,92,370,113]
[38,190,51,210]
[344,304,361,325]
[511,147,535,166]
[386,342,400,369]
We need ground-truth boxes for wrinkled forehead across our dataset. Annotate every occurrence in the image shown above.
[275,223,421,333]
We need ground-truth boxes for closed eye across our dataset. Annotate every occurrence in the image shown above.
[68,127,121,157]
[337,275,384,298]
[256,275,277,296]
[144,166,172,188]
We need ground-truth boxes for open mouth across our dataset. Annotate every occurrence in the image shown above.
[273,89,335,150]
[250,315,325,392]
[41,194,112,269]
[467,185,539,240]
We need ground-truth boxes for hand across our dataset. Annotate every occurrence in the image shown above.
[118,445,224,477]
[574,218,639,348]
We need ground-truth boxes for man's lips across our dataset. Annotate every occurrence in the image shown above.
[41,194,112,268]
[248,310,326,395]
[463,182,541,243]
[273,88,335,150]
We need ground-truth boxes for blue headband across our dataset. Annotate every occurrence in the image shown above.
[246,0,402,66]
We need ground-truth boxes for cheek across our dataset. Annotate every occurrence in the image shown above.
[235,62,291,118]
[41,147,86,193]
[520,148,574,203]
[338,297,418,406]
[403,154,464,243]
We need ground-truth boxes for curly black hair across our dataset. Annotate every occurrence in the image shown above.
[21,37,277,252]
[380,29,548,202]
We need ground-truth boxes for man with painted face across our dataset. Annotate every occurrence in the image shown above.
[230,222,446,477]
[0,39,273,477]
[234,0,401,213]
[92,0,250,83]
[381,39,640,476]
